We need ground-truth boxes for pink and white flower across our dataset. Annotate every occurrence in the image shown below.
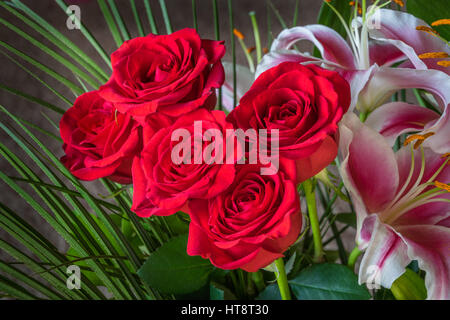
[339,113,450,300]
[257,6,450,153]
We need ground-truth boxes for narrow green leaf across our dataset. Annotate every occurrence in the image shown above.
[0,2,108,82]
[0,274,37,300]
[159,0,173,34]
[108,0,131,41]
[98,0,123,47]
[144,0,158,34]
[0,84,65,114]
[267,0,288,29]
[54,0,111,67]
[335,212,357,228]
[192,0,198,31]
[5,0,110,78]
[0,50,72,106]
[0,260,63,300]
[0,16,101,88]
[130,0,145,37]
[0,110,134,299]
[316,0,352,39]
[292,0,300,27]
[0,41,83,95]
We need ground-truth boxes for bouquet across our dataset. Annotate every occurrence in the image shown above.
[0,0,448,301]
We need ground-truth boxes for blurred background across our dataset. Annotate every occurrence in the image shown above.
[0,0,323,257]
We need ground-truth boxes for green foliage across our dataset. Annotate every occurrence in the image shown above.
[137,235,214,295]
[0,0,182,299]
[390,269,427,300]
[256,284,282,300]
[407,0,450,41]
[289,263,371,300]
[317,0,353,39]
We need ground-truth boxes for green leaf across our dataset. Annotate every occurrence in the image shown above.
[159,0,173,34]
[256,284,282,300]
[164,213,190,235]
[138,234,214,294]
[144,0,158,34]
[210,282,225,300]
[374,287,395,300]
[289,263,371,300]
[407,0,450,41]
[97,0,123,47]
[335,212,356,228]
[317,0,352,39]
[108,0,131,41]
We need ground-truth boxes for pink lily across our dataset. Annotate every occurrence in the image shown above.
[256,6,450,153]
[339,113,450,300]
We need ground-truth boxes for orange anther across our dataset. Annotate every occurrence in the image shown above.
[431,19,450,27]
[418,52,449,59]
[233,28,245,40]
[434,181,450,192]
[437,60,450,67]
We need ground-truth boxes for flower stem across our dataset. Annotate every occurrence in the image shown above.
[249,11,262,63]
[348,246,362,271]
[274,258,291,300]
[303,179,324,263]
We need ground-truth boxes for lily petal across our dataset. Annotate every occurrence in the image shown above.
[365,102,440,147]
[339,113,399,243]
[357,66,450,114]
[222,62,254,111]
[367,8,450,75]
[369,41,405,67]
[359,215,411,289]
[396,225,450,300]
[255,50,325,79]
[256,24,356,77]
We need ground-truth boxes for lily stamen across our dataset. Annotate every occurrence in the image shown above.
[418,52,449,59]
[392,0,404,6]
[435,181,450,192]
[416,26,440,37]
[383,147,449,224]
[403,132,435,149]
[431,19,450,27]
[437,60,450,67]
[349,1,362,15]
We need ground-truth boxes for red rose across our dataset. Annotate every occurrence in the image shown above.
[187,161,302,272]
[131,108,237,217]
[228,62,350,182]
[99,28,225,120]
[60,91,141,184]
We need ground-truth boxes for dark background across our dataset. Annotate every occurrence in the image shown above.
[0,0,323,255]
